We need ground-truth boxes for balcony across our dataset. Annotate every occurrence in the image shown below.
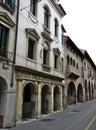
[66,65,80,79]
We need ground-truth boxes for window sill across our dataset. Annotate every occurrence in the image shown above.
[26,58,37,64]
[42,64,51,72]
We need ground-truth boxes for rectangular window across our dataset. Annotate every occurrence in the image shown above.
[0,0,15,10]
[62,34,64,45]
[30,0,36,16]
[0,24,8,57]
[44,9,48,28]
[28,38,35,60]
[43,49,48,65]
[61,57,64,72]
[54,54,58,69]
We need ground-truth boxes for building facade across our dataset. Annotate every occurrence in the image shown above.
[0,0,17,127]
[15,0,66,124]
[64,36,85,105]
[81,50,96,101]
[0,0,96,128]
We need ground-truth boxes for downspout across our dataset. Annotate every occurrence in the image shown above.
[11,0,20,87]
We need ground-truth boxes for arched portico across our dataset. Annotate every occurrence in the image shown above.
[67,82,76,105]
[85,80,88,101]
[92,84,94,99]
[53,86,60,111]
[0,77,8,115]
[22,83,36,119]
[88,82,91,100]
[41,85,50,114]
[77,84,83,103]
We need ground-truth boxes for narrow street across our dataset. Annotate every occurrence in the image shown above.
[9,99,96,130]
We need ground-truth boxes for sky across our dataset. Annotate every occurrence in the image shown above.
[60,0,96,64]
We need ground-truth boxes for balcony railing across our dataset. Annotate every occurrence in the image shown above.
[66,65,80,79]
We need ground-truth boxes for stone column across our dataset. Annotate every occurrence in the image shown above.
[60,86,62,110]
[50,85,54,113]
[16,80,23,123]
[36,82,41,118]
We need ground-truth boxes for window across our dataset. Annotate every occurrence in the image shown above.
[28,38,36,60]
[70,57,72,65]
[44,8,49,28]
[67,55,69,65]
[61,57,64,72]
[54,18,59,37]
[73,60,75,67]
[76,63,78,69]
[43,42,49,66]
[30,0,37,16]
[53,48,60,69]
[43,49,48,65]
[54,54,58,69]
[0,24,8,57]
[62,34,64,46]
[0,0,15,10]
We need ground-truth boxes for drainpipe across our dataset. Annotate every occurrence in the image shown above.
[11,0,20,87]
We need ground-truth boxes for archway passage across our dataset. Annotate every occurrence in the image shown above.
[0,77,8,115]
[85,80,88,101]
[67,82,76,105]
[92,85,94,99]
[54,86,60,111]
[22,83,36,119]
[41,85,50,114]
[88,82,91,100]
[77,84,83,103]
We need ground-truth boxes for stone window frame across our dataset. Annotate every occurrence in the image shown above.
[25,28,40,62]
[53,48,61,69]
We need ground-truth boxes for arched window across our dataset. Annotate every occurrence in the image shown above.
[30,0,37,17]
[43,5,51,30]
[43,42,50,66]
[67,55,69,65]
[54,18,59,37]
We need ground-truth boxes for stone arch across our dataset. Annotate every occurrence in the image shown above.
[53,86,60,111]
[88,81,91,100]
[67,82,76,105]
[85,80,88,101]
[22,81,38,93]
[43,4,51,16]
[77,84,83,103]
[22,82,37,119]
[54,17,59,37]
[43,4,51,30]
[91,83,94,99]
[62,86,65,108]
[41,84,50,114]
[0,76,8,115]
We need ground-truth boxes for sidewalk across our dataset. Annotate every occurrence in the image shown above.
[0,128,9,130]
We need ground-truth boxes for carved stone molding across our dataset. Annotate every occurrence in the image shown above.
[0,12,15,27]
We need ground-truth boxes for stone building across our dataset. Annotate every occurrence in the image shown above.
[81,50,96,101]
[0,0,96,128]
[64,36,85,105]
[0,0,18,127]
[15,0,66,124]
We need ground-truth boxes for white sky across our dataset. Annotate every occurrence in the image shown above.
[60,0,96,64]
